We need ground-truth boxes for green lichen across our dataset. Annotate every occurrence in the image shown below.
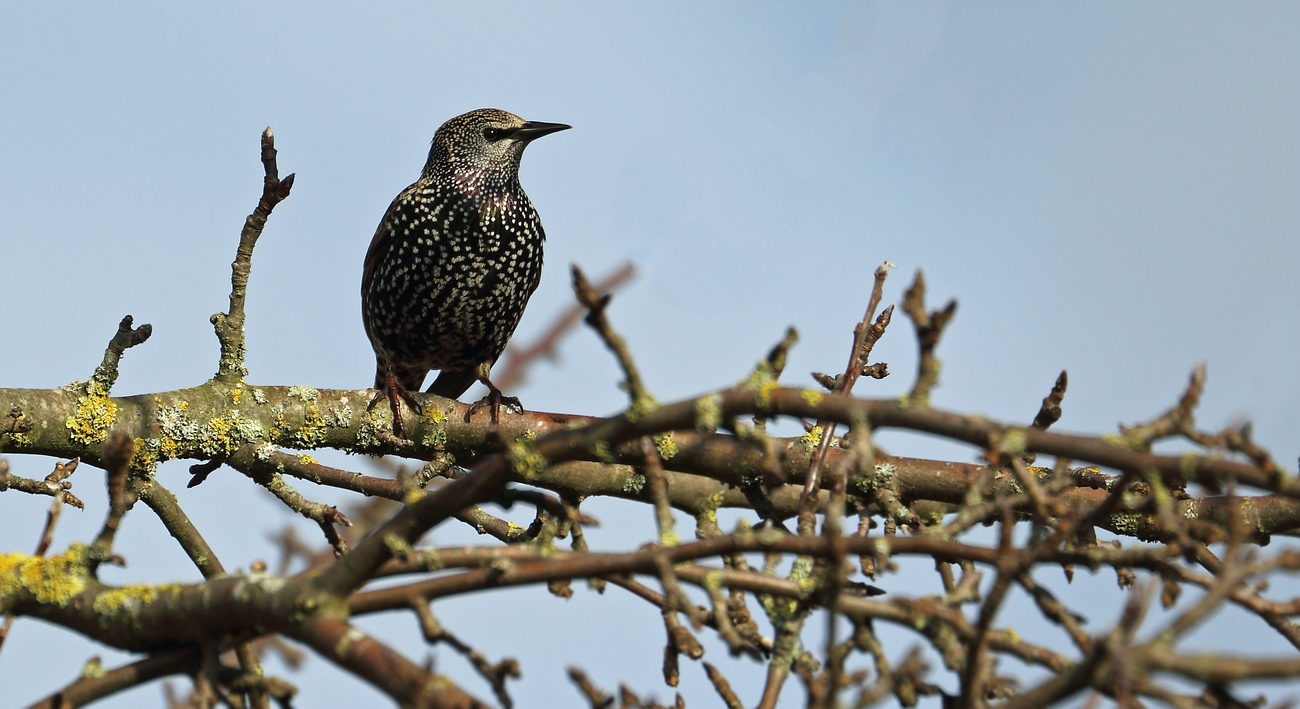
[789,557,816,597]
[0,545,90,613]
[64,380,117,446]
[1107,512,1160,540]
[156,402,267,458]
[627,392,658,423]
[325,404,354,428]
[383,534,414,558]
[251,388,269,405]
[591,440,616,464]
[622,472,646,495]
[997,428,1028,457]
[856,462,896,494]
[353,405,391,451]
[420,548,445,571]
[287,385,319,403]
[694,393,723,433]
[654,431,678,460]
[756,381,779,411]
[745,358,777,390]
[693,490,725,536]
[508,439,549,480]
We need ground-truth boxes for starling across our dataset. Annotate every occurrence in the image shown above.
[362,108,569,425]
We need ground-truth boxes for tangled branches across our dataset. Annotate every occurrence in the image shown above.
[2,129,1297,709]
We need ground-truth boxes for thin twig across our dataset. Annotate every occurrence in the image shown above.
[212,126,295,382]
[901,269,957,406]
[495,261,636,392]
[571,263,651,409]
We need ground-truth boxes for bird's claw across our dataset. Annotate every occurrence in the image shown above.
[369,367,422,437]
[466,390,522,425]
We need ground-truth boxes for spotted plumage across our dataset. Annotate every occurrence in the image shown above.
[362,108,569,413]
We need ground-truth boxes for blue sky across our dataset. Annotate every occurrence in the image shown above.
[3,4,1299,707]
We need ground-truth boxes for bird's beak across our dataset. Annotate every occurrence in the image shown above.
[516,121,571,141]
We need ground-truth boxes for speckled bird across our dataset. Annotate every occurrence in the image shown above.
[362,108,569,419]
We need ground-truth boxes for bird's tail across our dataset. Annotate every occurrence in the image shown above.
[426,368,478,399]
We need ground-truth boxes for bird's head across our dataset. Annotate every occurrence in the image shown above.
[424,108,570,179]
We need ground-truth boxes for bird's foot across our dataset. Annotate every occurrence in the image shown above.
[466,380,521,425]
[368,367,423,437]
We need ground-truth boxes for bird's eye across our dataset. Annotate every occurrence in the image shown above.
[482,127,509,142]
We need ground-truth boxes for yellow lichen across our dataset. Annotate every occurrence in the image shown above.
[80,657,106,679]
[800,388,824,408]
[160,436,181,460]
[291,405,329,447]
[298,454,318,466]
[93,583,185,618]
[654,431,678,460]
[0,545,91,613]
[130,438,162,475]
[694,393,723,433]
[421,406,450,448]
[801,425,823,452]
[756,381,779,411]
[64,380,117,446]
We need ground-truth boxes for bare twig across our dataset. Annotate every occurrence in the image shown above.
[91,431,136,563]
[567,665,613,709]
[90,315,153,393]
[495,261,636,392]
[901,269,957,406]
[572,263,651,409]
[414,601,520,708]
[1031,370,1068,431]
[211,126,295,382]
[1119,362,1206,452]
